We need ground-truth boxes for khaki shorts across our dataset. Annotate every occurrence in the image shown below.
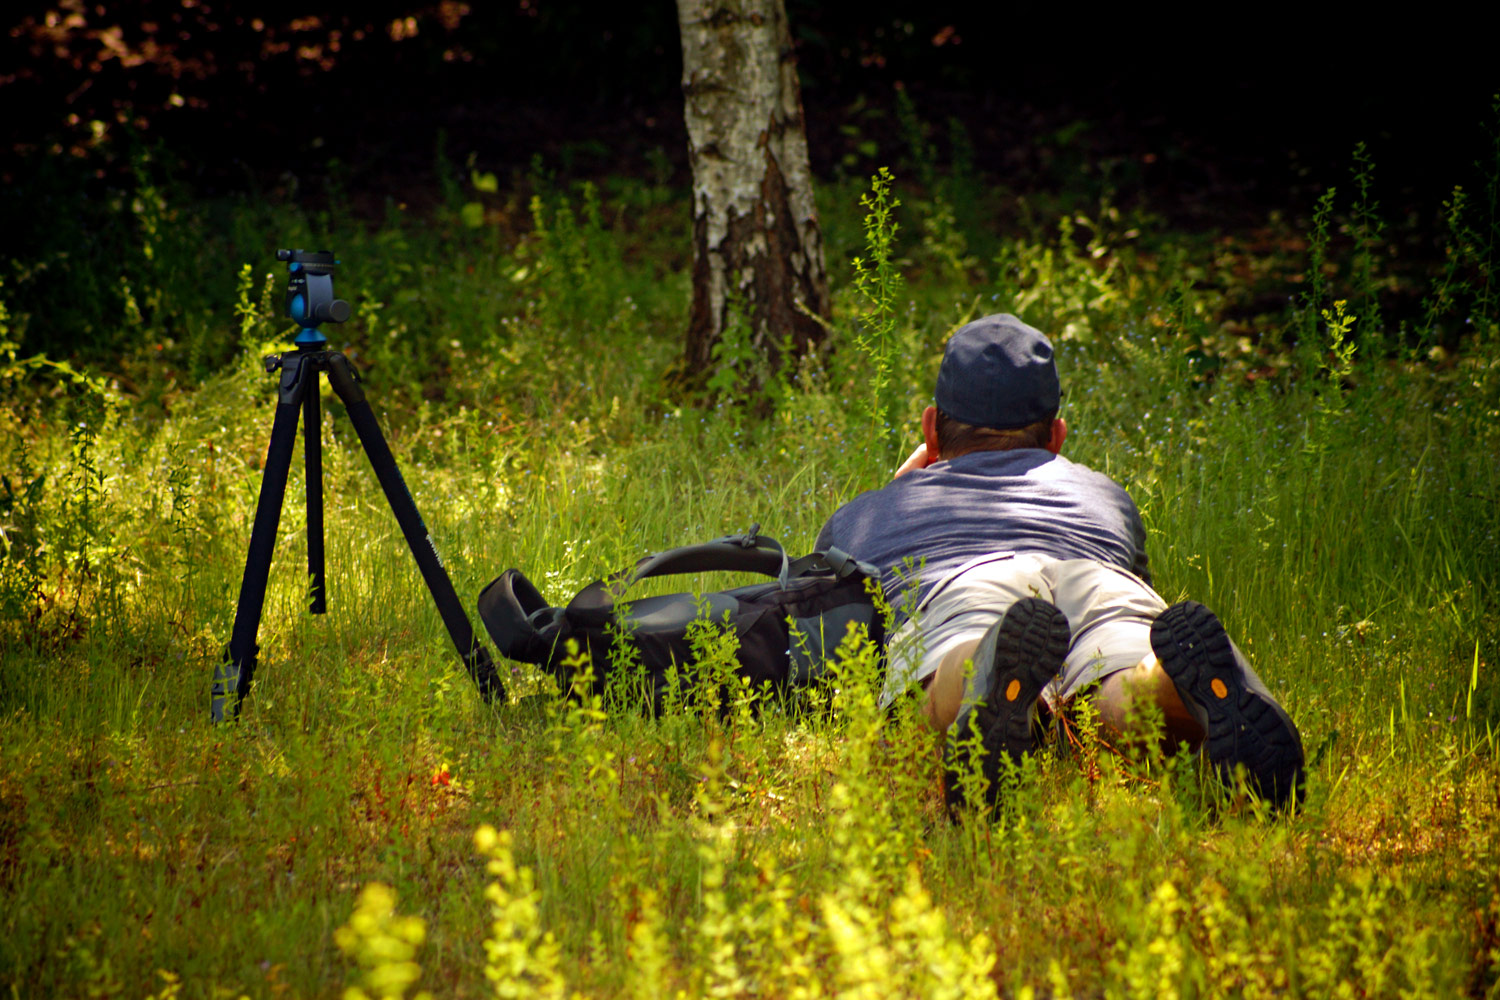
[883,552,1171,716]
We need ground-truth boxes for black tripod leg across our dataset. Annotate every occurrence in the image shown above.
[304,380,326,614]
[322,353,503,702]
[212,356,311,722]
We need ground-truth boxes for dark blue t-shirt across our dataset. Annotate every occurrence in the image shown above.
[815,449,1150,615]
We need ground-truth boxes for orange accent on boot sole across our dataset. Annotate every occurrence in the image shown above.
[1005,679,1021,701]
[1211,678,1229,699]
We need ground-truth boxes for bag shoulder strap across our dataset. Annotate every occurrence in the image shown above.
[567,524,789,615]
[786,545,879,582]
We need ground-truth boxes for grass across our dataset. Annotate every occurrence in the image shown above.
[2,128,1500,997]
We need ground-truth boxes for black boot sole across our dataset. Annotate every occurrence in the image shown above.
[1150,601,1306,810]
[945,597,1070,815]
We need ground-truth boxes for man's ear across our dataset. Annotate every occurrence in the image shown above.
[922,406,941,458]
[1047,416,1068,454]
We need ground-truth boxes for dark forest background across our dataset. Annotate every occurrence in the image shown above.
[6,3,1494,227]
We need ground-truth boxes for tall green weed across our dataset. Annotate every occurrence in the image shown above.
[848,166,908,469]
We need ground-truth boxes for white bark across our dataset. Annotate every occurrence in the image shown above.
[676,0,828,381]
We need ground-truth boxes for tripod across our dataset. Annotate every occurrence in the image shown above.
[211,249,502,721]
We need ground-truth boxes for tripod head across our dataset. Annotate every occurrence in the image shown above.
[276,248,351,348]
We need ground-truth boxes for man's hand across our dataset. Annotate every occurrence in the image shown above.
[893,442,931,479]
[895,406,944,479]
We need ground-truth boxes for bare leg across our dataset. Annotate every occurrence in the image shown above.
[1094,653,1206,749]
[930,645,1208,750]
[920,637,983,732]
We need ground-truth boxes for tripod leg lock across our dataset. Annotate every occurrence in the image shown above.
[277,354,317,405]
[324,353,366,404]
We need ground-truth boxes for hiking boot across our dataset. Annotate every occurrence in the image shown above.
[943,597,1071,816]
[1150,601,1306,809]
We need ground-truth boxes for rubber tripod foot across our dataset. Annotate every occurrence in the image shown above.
[1151,601,1306,810]
[944,597,1071,817]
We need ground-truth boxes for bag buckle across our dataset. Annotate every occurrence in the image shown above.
[737,523,762,548]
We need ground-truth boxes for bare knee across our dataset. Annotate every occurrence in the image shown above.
[1093,655,1205,750]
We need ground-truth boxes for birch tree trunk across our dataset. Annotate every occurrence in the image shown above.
[676,0,829,388]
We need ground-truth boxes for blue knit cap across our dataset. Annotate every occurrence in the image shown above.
[934,314,1060,429]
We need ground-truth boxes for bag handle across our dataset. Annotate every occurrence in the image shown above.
[477,568,557,661]
[567,524,790,614]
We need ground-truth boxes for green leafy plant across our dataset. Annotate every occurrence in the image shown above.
[0,438,47,635]
[1302,186,1338,346]
[1475,94,1500,327]
[704,281,767,407]
[334,883,434,1000]
[474,825,566,1000]
[1319,299,1359,403]
[1348,142,1386,340]
[896,88,977,283]
[524,179,624,334]
[850,167,906,465]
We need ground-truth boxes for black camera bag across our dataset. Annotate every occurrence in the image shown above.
[476,527,883,706]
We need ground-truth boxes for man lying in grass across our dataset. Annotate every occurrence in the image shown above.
[815,314,1306,812]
